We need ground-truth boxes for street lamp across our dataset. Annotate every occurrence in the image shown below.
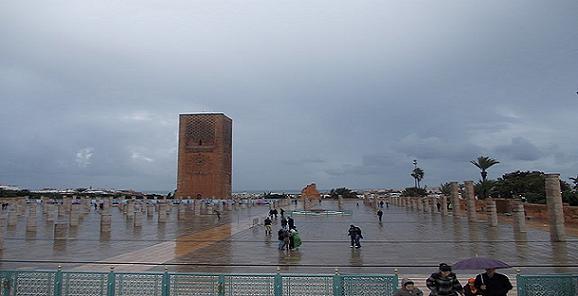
[412,160,417,188]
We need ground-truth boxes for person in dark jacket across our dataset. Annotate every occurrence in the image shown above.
[287,216,295,229]
[347,225,363,248]
[474,268,512,296]
[426,263,464,296]
[377,209,383,222]
[281,217,288,229]
[394,278,424,296]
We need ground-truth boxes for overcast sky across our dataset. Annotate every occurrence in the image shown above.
[1,1,577,192]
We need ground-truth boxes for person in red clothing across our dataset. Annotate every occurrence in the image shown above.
[464,278,484,296]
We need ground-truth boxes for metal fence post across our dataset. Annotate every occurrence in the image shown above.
[394,268,400,290]
[107,267,116,296]
[332,268,342,296]
[162,267,170,296]
[218,274,225,296]
[54,266,63,296]
[274,268,283,296]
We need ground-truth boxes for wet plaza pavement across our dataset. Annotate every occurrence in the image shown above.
[1,200,577,276]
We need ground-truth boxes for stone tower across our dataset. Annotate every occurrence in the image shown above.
[176,113,232,199]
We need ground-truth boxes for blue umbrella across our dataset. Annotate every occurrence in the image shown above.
[453,257,511,270]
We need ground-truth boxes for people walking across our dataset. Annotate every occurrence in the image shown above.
[264,216,272,235]
[377,209,383,222]
[474,268,512,296]
[463,278,484,296]
[426,263,464,296]
[348,225,363,248]
[281,216,288,229]
[394,279,424,296]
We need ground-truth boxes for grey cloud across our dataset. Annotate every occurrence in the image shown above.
[493,137,544,161]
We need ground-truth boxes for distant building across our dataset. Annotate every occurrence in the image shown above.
[176,113,232,199]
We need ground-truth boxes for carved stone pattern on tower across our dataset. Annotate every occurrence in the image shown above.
[185,115,216,150]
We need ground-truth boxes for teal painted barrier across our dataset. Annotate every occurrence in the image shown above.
[516,274,577,296]
[0,269,397,296]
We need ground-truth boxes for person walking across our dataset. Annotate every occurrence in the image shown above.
[474,268,512,296]
[213,209,221,220]
[463,278,484,296]
[380,200,384,208]
[278,228,288,250]
[348,225,363,248]
[272,208,278,219]
[394,279,424,296]
[280,208,285,217]
[377,209,383,222]
[264,216,272,235]
[287,216,295,229]
[281,216,288,229]
[386,200,389,208]
[426,263,464,296]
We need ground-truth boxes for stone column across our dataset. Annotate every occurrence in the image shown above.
[440,196,448,216]
[7,206,18,226]
[147,203,154,217]
[46,204,55,222]
[134,210,143,227]
[178,204,186,220]
[512,200,526,233]
[465,181,477,222]
[26,203,37,232]
[486,198,498,227]
[126,201,135,218]
[58,204,65,217]
[158,203,167,223]
[63,198,72,213]
[69,204,80,227]
[423,198,430,213]
[417,198,423,212]
[545,173,566,242]
[54,222,68,240]
[100,211,112,233]
[450,182,462,217]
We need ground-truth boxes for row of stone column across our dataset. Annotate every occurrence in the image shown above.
[391,173,567,242]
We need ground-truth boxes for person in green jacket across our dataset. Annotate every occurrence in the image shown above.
[290,227,302,250]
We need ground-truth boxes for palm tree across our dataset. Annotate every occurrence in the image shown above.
[471,156,500,198]
[471,156,500,183]
[569,175,578,190]
[411,168,425,189]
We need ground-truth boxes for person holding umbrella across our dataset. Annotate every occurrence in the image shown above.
[474,268,512,296]
[426,263,464,296]
[452,257,512,296]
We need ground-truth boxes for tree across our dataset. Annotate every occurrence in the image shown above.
[471,156,499,198]
[569,175,578,190]
[401,187,427,197]
[411,168,425,189]
[329,187,358,199]
[440,182,452,196]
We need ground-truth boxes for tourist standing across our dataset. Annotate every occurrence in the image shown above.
[474,268,512,296]
[290,227,302,250]
[426,263,464,296]
[394,279,424,296]
[287,216,295,229]
[377,209,383,222]
[348,225,363,248]
[264,217,272,235]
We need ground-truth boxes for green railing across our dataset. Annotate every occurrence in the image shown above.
[288,210,352,217]
[517,274,577,296]
[0,269,398,296]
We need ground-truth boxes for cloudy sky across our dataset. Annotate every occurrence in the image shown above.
[1,1,577,192]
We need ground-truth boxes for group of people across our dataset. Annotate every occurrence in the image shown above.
[395,263,513,296]
[264,207,302,251]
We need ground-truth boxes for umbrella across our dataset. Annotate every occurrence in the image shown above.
[453,257,511,270]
